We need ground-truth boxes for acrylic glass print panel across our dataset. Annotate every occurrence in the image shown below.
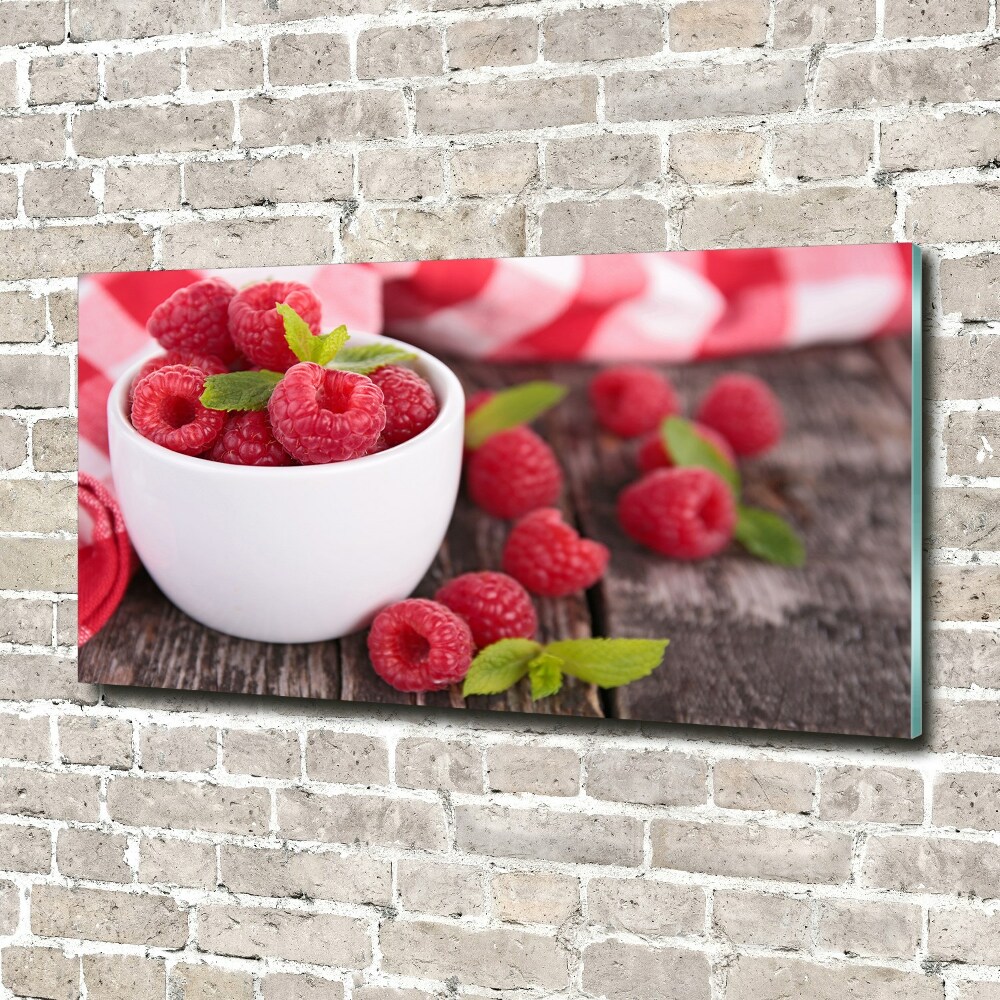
[77,245,921,738]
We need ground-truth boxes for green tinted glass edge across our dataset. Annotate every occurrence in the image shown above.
[911,243,923,739]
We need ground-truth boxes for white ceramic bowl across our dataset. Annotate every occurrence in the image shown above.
[108,335,465,644]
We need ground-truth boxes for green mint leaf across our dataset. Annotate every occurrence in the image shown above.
[462,638,542,697]
[528,653,564,701]
[546,638,668,688]
[313,325,350,367]
[330,343,417,374]
[278,302,320,364]
[465,381,568,450]
[735,505,806,566]
[200,370,283,411]
[663,416,741,495]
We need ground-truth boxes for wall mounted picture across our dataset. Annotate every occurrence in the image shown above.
[78,245,921,738]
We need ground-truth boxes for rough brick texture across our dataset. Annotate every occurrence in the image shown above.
[0,1,995,997]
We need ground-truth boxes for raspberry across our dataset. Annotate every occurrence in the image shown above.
[696,373,783,457]
[206,410,294,467]
[589,365,680,438]
[267,363,386,464]
[130,364,226,456]
[147,277,238,362]
[129,350,227,407]
[367,598,474,692]
[618,467,736,560]
[502,508,609,597]
[228,280,322,372]
[467,427,563,520]
[637,421,736,474]
[435,571,537,649]
[370,365,439,448]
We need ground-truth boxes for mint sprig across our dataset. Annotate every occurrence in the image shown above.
[661,414,804,567]
[462,636,668,702]
[200,369,283,411]
[278,303,350,366]
[465,381,568,450]
[330,343,418,374]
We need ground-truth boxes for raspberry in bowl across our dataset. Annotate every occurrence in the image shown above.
[107,332,465,644]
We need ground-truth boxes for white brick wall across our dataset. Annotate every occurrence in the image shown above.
[0,0,997,996]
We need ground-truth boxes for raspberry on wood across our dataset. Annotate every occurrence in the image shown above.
[637,421,736,474]
[367,598,474,692]
[618,467,736,560]
[228,280,322,372]
[206,410,294,467]
[435,571,537,649]
[267,363,386,464]
[130,364,226,456]
[589,365,680,438]
[696,373,784,457]
[502,507,609,598]
[467,426,563,520]
[370,365,439,448]
[147,277,238,362]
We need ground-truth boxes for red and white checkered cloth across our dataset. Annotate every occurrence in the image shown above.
[77,245,913,642]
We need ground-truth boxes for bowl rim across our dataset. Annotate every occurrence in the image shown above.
[107,331,465,478]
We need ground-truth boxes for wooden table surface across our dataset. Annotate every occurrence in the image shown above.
[79,340,914,737]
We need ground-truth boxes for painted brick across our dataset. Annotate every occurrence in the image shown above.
[184,153,352,209]
[726,955,943,1000]
[186,41,263,91]
[931,628,1000,688]
[606,60,807,122]
[2,947,80,1000]
[713,759,815,813]
[29,54,99,105]
[104,163,181,213]
[73,103,234,157]
[23,168,96,219]
[934,772,1000,832]
[582,940,711,1000]
[31,885,188,947]
[69,0,222,40]
[104,49,182,100]
[228,0,390,24]
[56,829,131,884]
[0,653,94,703]
[931,488,1000,550]
[940,255,1000,321]
[544,6,663,62]
[929,906,1000,965]
[455,803,644,865]
[0,769,98,822]
[394,737,484,792]
[106,777,271,835]
[0,714,50,762]
[241,91,406,146]
[415,76,597,134]
[0,600,53,647]
[819,765,924,824]
[492,871,579,925]
[198,905,371,967]
[670,130,763,185]
[47,290,77,344]
[448,18,537,69]
[881,113,1000,172]
[714,890,811,949]
[817,45,1000,110]
[32,418,79,473]
[220,844,391,904]
[907,185,1000,244]
[930,567,999,622]
[59,716,133,769]
[139,836,217,889]
[223,728,299,779]
[268,33,350,86]
[0,292,46,345]
[277,789,448,850]
[170,964,255,1000]
[929,331,1000,399]
[771,121,873,181]
[773,0,875,45]
[0,114,67,164]
[547,133,660,190]
[816,897,922,959]
[141,724,217,773]
[680,186,896,249]
[397,859,484,917]
[358,148,445,201]
[487,744,580,796]
[0,225,154,282]
[540,198,667,255]
[862,834,1000,898]
[588,878,705,937]
[357,25,443,78]
[0,2,65,46]
[0,418,28,471]
[262,974,344,1000]
[652,820,853,883]
[885,0,988,38]
[450,143,538,196]
[670,0,767,51]
[0,824,52,874]
[304,731,389,785]
[587,750,708,806]
[380,920,569,990]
